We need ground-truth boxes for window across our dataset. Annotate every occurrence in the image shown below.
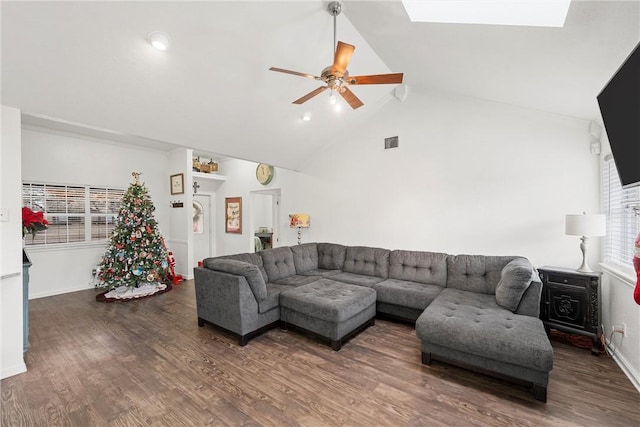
[601,155,640,271]
[22,183,124,246]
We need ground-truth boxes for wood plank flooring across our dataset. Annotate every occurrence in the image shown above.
[1,280,638,426]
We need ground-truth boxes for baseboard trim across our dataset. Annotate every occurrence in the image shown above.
[605,338,640,393]
[31,283,95,299]
[1,361,27,380]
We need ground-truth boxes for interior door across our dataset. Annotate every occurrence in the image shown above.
[193,194,211,264]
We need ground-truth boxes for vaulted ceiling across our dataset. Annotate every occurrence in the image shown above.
[2,1,639,170]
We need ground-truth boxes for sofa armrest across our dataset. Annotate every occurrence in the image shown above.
[194,267,261,335]
[514,279,542,318]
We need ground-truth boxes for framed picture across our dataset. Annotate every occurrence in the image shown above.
[170,173,184,195]
[225,197,242,234]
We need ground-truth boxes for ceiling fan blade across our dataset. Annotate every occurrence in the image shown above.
[293,86,328,104]
[331,41,355,76]
[347,73,404,85]
[269,67,320,80]
[340,87,364,110]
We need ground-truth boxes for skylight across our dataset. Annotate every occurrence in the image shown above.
[401,0,571,28]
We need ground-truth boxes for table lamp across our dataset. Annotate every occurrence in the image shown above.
[565,212,606,273]
[289,214,310,245]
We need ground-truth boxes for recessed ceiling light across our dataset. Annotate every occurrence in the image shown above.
[401,0,571,28]
[302,112,312,121]
[147,31,170,51]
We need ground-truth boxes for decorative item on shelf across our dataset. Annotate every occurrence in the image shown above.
[193,156,219,174]
[192,156,201,172]
[170,173,184,195]
[225,197,242,234]
[289,213,310,245]
[199,160,219,173]
[565,212,606,273]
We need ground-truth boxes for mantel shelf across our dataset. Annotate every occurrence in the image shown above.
[192,171,228,181]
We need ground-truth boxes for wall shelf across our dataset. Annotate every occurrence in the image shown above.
[192,171,228,181]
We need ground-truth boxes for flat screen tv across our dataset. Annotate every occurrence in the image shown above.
[597,41,640,189]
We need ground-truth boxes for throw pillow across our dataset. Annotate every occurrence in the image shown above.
[495,258,535,312]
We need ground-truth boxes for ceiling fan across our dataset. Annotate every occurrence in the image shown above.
[269,1,404,110]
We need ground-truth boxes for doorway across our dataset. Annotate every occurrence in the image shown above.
[193,194,213,265]
[250,189,281,253]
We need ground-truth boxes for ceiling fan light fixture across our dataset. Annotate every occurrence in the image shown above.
[147,31,170,51]
[328,92,337,105]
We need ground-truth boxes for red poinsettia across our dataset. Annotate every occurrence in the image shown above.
[22,207,49,239]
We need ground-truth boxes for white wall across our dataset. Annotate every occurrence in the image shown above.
[21,126,171,298]
[598,134,640,390]
[601,268,640,391]
[167,148,192,278]
[216,91,600,267]
[0,105,27,379]
[291,92,598,268]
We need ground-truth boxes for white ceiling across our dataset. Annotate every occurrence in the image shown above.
[2,1,639,171]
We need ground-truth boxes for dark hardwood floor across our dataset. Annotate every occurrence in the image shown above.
[2,280,638,426]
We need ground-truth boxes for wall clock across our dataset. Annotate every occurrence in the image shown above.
[256,163,274,185]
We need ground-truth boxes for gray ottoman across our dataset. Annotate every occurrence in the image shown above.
[280,279,376,350]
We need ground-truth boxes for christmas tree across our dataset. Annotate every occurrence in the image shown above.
[96,172,168,290]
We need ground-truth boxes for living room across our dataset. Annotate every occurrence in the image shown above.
[1,1,639,424]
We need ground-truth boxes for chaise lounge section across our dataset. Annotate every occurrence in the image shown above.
[194,243,553,401]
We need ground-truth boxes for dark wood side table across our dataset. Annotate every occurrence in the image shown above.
[538,266,602,355]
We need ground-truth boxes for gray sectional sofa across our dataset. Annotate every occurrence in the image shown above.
[194,243,553,401]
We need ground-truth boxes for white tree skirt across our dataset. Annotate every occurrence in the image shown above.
[104,283,167,299]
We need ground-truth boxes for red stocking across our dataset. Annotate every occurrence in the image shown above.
[635,234,640,305]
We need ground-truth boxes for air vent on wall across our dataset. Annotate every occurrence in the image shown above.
[384,136,399,149]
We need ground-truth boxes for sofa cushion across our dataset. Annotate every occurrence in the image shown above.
[372,279,443,311]
[291,243,318,274]
[446,255,517,294]
[495,258,536,312]
[343,246,390,278]
[330,272,385,287]
[260,247,297,282]
[301,269,341,278]
[272,275,320,287]
[416,288,553,372]
[204,258,267,301]
[213,253,269,283]
[317,243,347,270]
[389,250,448,286]
[258,283,290,314]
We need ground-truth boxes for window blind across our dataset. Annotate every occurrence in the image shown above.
[602,155,640,270]
[22,183,124,246]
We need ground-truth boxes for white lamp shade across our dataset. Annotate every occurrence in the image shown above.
[565,213,606,237]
